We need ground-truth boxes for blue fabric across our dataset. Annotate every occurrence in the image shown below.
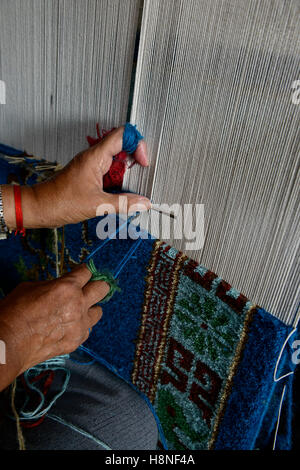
[214,309,297,450]
[254,323,299,450]
[0,143,24,157]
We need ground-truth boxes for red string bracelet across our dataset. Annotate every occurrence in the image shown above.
[13,185,26,237]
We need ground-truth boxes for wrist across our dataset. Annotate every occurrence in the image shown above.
[1,182,59,230]
[1,184,37,230]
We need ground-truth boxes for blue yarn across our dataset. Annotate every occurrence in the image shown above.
[84,215,136,262]
[69,357,96,366]
[86,239,142,304]
[48,413,112,450]
[70,347,96,365]
[113,238,143,278]
[85,217,142,305]
[122,123,143,154]
[0,123,143,159]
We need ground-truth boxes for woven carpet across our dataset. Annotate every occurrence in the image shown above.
[0,148,298,450]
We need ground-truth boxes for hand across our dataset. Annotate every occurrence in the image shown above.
[2,126,151,229]
[0,264,109,391]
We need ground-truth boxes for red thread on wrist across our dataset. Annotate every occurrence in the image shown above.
[13,185,26,237]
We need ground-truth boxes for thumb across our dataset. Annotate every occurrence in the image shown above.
[96,192,151,216]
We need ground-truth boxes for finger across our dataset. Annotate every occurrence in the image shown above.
[128,140,149,167]
[62,264,92,287]
[97,192,151,215]
[87,305,103,328]
[89,126,149,174]
[83,280,110,307]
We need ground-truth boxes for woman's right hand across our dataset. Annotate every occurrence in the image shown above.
[0,264,109,391]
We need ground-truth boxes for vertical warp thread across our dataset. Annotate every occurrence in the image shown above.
[54,228,59,278]
[11,379,25,450]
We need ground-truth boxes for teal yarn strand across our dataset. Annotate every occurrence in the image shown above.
[86,259,121,303]
[122,123,143,154]
[15,356,70,421]
[48,413,112,450]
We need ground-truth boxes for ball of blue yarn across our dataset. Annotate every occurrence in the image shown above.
[122,123,143,154]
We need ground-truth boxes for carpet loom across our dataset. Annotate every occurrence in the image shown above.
[0,148,298,450]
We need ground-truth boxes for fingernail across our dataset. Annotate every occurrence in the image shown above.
[138,197,151,209]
